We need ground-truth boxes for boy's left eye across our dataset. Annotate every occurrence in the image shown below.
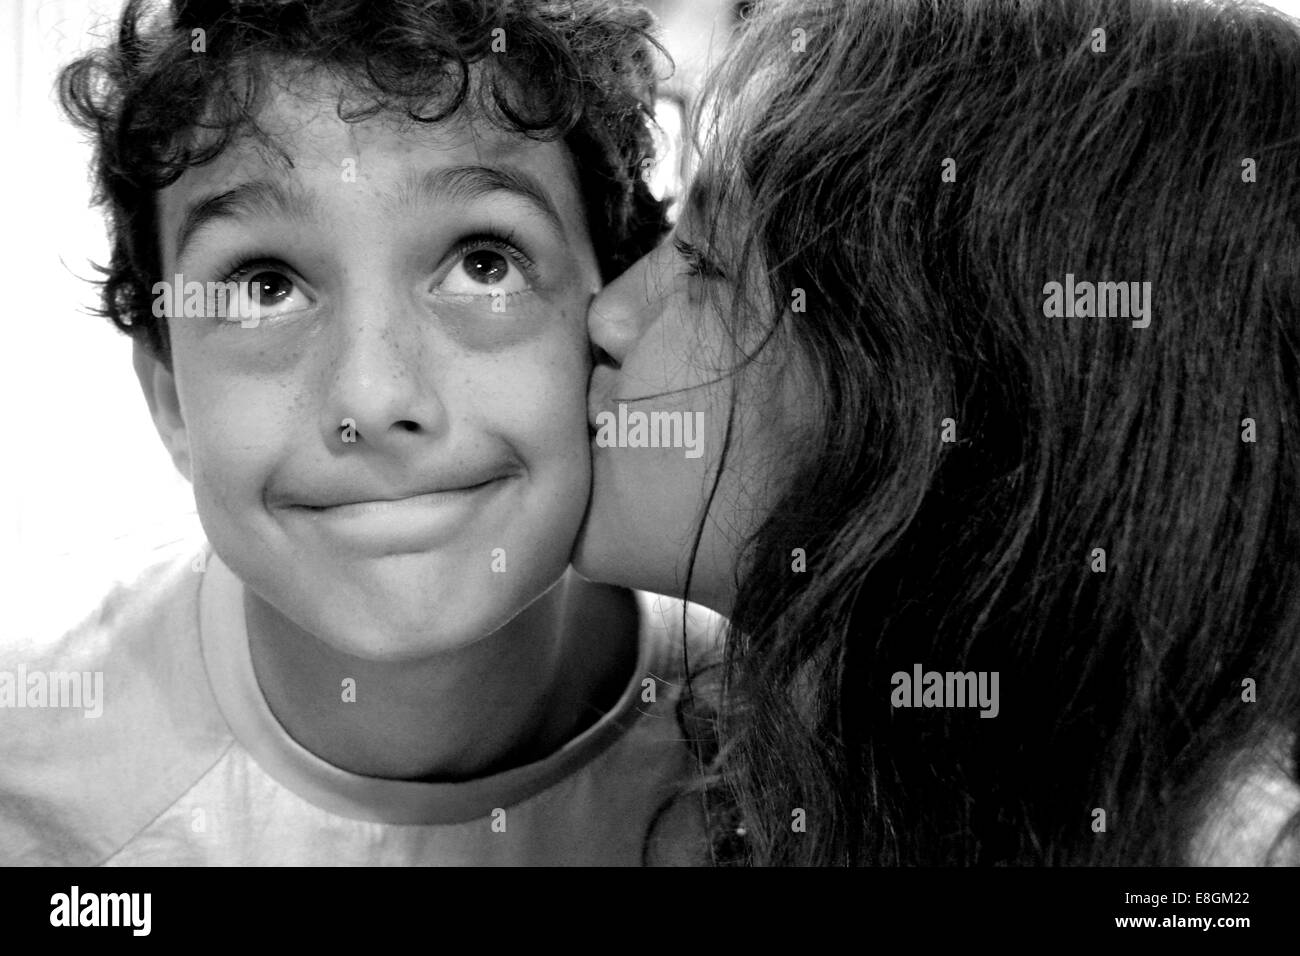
[436,242,532,297]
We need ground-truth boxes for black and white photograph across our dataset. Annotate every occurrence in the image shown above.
[2,0,1298,935]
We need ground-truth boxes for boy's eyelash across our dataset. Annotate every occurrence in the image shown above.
[673,237,726,280]
[216,253,283,286]
[211,233,538,288]
[445,232,538,280]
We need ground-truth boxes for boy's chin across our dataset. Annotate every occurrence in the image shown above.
[299,590,538,663]
[253,556,570,664]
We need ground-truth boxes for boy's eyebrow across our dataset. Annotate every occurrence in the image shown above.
[396,164,567,238]
[173,163,569,265]
[174,179,315,266]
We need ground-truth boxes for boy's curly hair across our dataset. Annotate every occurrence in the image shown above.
[59,0,671,361]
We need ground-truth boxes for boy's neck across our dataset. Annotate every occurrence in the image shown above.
[244,571,640,781]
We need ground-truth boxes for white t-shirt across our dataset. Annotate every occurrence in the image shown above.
[1190,733,1300,866]
[0,544,720,865]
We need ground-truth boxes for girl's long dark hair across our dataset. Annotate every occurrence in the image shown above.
[692,0,1300,865]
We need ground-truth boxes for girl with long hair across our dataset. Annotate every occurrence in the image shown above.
[577,0,1300,865]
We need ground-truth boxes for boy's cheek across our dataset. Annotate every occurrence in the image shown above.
[493,353,590,450]
[187,427,278,520]
[173,320,320,381]
[174,379,292,500]
[425,296,586,355]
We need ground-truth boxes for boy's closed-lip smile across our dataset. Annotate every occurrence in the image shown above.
[275,470,519,555]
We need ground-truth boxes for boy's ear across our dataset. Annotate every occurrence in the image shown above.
[132,339,193,482]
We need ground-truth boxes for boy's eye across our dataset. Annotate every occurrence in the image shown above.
[219,262,311,322]
[464,250,510,283]
[248,269,296,306]
[436,242,531,297]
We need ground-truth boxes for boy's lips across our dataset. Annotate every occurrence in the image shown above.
[277,473,518,554]
[293,476,508,510]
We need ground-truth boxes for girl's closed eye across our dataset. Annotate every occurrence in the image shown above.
[672,236,727,281]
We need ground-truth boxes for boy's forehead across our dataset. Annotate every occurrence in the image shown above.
[158,85,585,257]
[258,84,547,162]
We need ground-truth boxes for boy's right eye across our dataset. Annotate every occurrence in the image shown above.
[222,261,312,322]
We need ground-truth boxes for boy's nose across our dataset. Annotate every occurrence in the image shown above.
[322,298,448,451]
[586,245,670,368]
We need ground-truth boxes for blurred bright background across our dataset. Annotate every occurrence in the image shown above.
[2,0,1298,642]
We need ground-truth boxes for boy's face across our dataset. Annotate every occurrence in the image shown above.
[145,78,600,661]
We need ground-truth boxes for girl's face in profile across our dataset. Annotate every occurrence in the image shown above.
[573,180,811,614]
